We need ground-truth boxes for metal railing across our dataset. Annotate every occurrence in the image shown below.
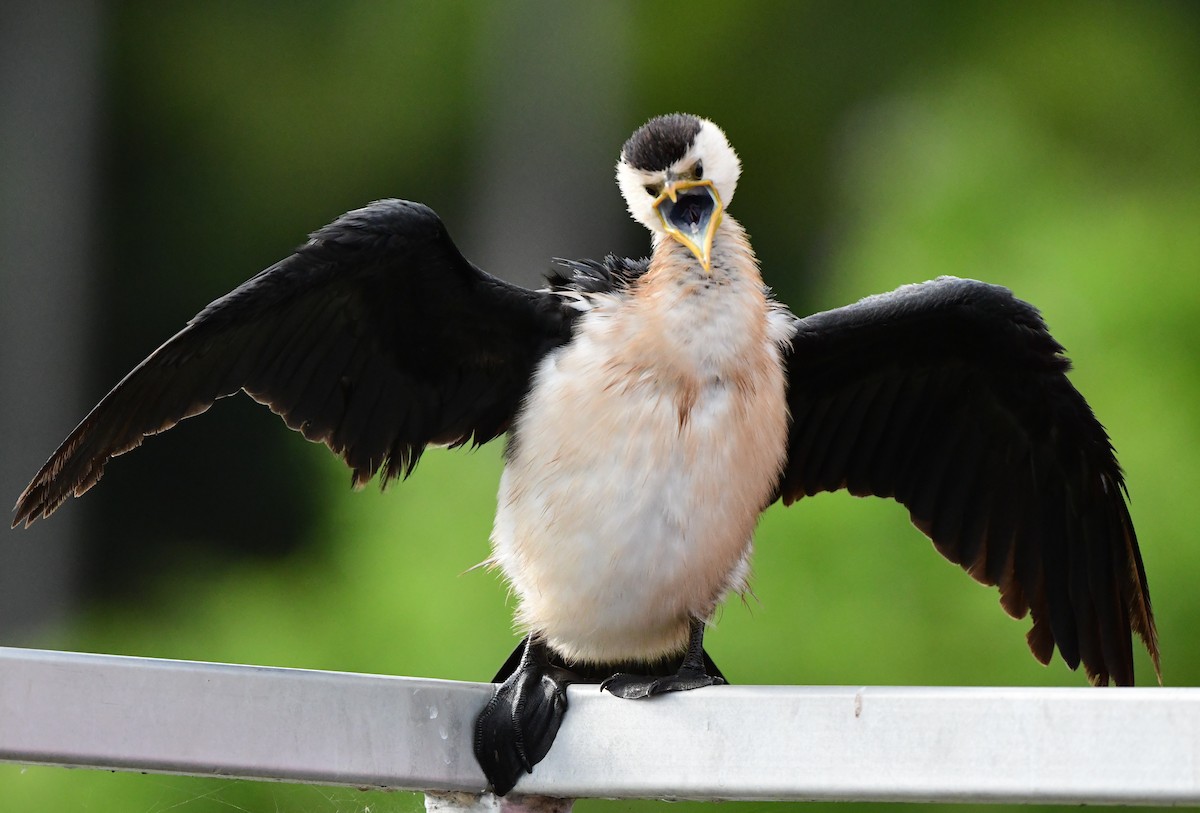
[0,647,1195,806]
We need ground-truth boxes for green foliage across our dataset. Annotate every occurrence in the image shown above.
[7,1,1199,811]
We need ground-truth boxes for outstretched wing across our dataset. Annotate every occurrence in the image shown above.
[776,276,1158,686]
[14,199,571,527]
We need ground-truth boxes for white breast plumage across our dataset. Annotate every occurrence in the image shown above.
[489,222,794,665]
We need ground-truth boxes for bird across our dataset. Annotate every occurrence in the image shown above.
[13,113,1159,795]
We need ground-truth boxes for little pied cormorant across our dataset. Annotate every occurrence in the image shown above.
[13,113,1159,795]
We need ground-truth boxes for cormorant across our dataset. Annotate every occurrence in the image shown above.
[13,114,1159,795]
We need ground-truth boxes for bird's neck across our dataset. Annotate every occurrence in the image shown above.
[648,215,759,288]
[632,216,774,381]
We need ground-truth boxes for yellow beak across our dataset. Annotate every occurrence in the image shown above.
[653,179,723,272]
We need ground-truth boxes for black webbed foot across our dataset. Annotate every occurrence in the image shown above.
[600,618,725,700]
[473,636,575,796]
[600,666,724,699]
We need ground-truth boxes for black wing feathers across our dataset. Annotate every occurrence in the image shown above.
[548,255,649,295]
[779,277,1158,685]
[14,199,571,526]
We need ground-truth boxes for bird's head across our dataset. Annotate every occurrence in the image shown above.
[617,113,741,272]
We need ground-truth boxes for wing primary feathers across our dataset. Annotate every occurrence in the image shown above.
[335,362,389,481]
[928,408,988,562]
[979,463,1029,619]
[1006,468,1056,666]
[891,372,951,510]
[779,276,1158,685]
[814,376,882,493]
[801,381,864,495]
[984,451,1023,588]
[865,373,928,501]
[787,394,837,499]
[906,392,970,546]
[841,374,903,497]
[945,425,993,575]
[13,199,574,528]
[275,308,352,425]
[1052,474,1103,683]
[294,333,359,442]
[268,305,339,406]
[1088,485,1137,685]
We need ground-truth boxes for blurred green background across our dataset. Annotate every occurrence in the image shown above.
[1,1,1198,811]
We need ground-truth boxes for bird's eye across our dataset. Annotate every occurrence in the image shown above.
[693,161,703,179]
[644,183,661,197]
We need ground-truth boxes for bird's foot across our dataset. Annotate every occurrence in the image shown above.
[474,638,575,796]
[600,618,725,699]
[600,666,724,699]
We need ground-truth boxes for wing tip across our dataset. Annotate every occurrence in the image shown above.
[12,464,69,530]
[1134,601,1163,686]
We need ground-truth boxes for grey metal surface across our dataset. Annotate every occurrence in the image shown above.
[526,683,1200,804]
[0,646,491,791]
[1,646,1197,803]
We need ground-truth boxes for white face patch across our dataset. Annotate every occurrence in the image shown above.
[616,118,742,235]
[689,120,741,207]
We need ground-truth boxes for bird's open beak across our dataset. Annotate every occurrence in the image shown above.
[653,180,723,272]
